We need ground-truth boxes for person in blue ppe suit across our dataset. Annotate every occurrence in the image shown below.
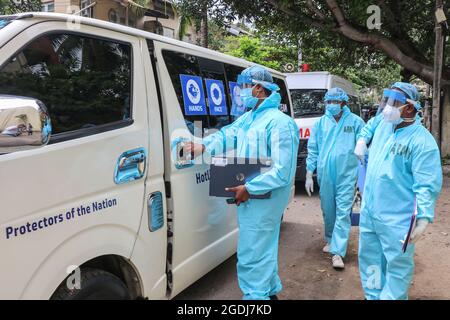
[186,65,299,300]
[358,82,443,300]
[305,88,365,269]
[354,82,422,163]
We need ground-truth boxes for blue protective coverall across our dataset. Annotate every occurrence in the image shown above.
[203,92,300,300]
[307,106,365,257]
[359,119,442,300]
[358,113,383,145]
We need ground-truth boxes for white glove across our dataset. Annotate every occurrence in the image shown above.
[410,218,429,244]
[305,171,314,197]
[354,139,368,164]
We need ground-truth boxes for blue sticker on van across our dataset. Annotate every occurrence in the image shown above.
[229,81,246,116]
[180,74,207,116]
[205,79,228,116]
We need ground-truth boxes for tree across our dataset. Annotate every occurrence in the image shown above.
[221,35,297,71]
[221,0,449,86]
[219,31,402,97]
[173,0,236,48]
[0,0,41,14]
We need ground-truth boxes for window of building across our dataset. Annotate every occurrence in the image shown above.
[109,9,119,23]
[153,0,175,19]
[80,0,93,18]
[0,33,133,142]
[41,2,55,12]
[163,27,175,39]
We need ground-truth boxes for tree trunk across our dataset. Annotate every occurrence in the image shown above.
[432,0,445,150]
[266,0,450,86]
[440,86,450,157]
[200,3,208,48]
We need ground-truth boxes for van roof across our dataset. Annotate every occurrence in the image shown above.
[286,71,332,76]
[284,71,358,96]
[3,12,285,78]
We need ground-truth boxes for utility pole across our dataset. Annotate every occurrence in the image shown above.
[432,0,445,150]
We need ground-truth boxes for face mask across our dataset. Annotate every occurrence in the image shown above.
[382,104,407,124]
[326,104,341,116]
[240,87,260,110]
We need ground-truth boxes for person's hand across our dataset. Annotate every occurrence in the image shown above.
[305,171,314,197]
[184,142,205,159]
[410,218,429,244]
[354,139,368,164]
[225,185,250,206]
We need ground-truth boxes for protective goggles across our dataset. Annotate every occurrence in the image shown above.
[379,89,413,108]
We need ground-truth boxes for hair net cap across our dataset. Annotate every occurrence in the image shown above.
[239,65,280,92]
[324,87,349,102]
[391,82,422,110]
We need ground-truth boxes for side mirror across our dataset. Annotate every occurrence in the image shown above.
[0,95,52,154]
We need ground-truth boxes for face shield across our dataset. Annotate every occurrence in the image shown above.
[379,89,413,109]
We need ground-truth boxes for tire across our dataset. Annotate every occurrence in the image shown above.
[51,268,131,300]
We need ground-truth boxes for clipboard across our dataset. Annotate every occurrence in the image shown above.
[402,200,418,253]
[209,156,272,200]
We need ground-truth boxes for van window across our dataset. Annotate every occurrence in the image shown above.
[291,89,326,118]
[0,32,132,140]
[224,63,245,122]
[162,50,293,135]
[273,77,292,117]
[162,50,233,135]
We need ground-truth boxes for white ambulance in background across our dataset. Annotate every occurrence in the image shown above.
[285,72,361,182]
[0,13,295,300]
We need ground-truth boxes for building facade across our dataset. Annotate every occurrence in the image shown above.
[41,0,200,44]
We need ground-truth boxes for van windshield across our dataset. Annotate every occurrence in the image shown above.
[291,89,326,118]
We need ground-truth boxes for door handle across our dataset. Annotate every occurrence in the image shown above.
[172,137,194,169]
[114,148,147,184]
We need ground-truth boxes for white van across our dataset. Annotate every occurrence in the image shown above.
[285,72,361,181]
[0,13,294,300]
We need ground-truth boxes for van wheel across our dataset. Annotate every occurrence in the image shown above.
[51,268,131,300]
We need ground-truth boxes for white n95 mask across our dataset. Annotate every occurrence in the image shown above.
[382,104,406,125]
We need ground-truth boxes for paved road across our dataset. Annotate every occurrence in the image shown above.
[176,178,450,300]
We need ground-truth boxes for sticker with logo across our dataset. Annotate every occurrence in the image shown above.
[180,74,207,116]
[205,79,228,116]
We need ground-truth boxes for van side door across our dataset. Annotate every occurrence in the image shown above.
[153,42,240,297]
[129,38,167,300]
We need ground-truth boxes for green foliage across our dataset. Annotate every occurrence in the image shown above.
[0,0,42,14]
[221,35,296,72]
[219,31,402,96]
[214,0,450,85]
